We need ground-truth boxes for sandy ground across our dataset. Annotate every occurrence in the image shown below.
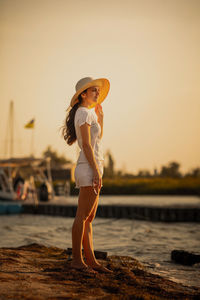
[0,243,199,300]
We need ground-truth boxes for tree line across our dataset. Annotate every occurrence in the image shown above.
[42,146,200,179]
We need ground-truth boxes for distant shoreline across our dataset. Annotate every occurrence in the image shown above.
[69,177,200,196]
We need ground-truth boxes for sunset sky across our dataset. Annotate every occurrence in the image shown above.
[0,0,200,175]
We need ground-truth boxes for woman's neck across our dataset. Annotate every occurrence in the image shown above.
[79,102,90,108]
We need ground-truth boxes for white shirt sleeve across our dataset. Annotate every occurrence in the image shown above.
[77,110,93,127]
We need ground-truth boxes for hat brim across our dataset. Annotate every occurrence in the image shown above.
[70,78,110,108]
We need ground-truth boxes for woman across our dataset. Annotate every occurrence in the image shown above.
[63,77,112,274]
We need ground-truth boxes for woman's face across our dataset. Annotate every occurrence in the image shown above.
[81,86,100,106]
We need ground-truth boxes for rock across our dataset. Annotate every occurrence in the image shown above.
[0,243,199,300]
[171,250,200,266]
[66,247,108,259]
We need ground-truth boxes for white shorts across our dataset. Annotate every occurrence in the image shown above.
[74,161,104,189]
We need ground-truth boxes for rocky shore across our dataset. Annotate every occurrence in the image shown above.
[0,243,199,299]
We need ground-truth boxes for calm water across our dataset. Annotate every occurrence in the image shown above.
[0,195,200,288]
[53,194,200,207]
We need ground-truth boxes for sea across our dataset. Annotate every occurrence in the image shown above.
[0,195,200,288]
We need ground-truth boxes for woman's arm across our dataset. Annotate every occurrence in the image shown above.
[80,123,101,192]
[95,104,104,139]
[98,119,103,139]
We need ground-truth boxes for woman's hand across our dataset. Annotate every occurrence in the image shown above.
[93,168,102,195]
[95,104,104,123]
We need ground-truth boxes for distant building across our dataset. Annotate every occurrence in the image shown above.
[153,168,158,176]
[47,163,75,182]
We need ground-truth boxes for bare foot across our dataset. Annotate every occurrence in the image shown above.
[70,262,97,274]
[90,263,113,273]
[70,261,87,269]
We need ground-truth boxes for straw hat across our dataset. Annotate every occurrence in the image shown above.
[70,77,110,108]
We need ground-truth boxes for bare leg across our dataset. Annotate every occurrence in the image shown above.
[71,186,97,269]
[82,199,99,265]
[71,217,86,267]
[82,193,113,273]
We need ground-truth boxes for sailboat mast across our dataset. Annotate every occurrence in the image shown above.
[4,100,14,158]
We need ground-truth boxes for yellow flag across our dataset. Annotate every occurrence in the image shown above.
[24,118,35,129]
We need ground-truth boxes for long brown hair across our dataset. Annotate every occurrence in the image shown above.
[62,89,87,145]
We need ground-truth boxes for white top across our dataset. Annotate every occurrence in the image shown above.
[74,106,104,164]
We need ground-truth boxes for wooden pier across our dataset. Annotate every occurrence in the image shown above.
[21,203,200,222]
[1,202,200,222]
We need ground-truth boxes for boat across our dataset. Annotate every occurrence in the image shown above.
[0,101,55,202]
[0,157,54,202]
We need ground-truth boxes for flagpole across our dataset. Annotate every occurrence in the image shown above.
[24,118,35,157]
[31,127,34,157]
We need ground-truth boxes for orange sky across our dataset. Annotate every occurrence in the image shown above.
[0,0,200,174]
